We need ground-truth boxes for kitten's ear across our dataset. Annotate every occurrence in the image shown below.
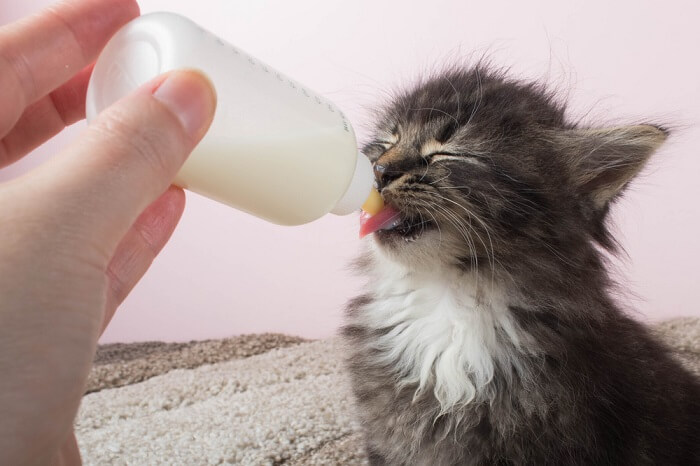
[558,125,668,209]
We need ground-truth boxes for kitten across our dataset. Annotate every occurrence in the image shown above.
[342,66,700,465]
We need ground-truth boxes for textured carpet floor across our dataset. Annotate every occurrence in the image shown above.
[76,318,700,465]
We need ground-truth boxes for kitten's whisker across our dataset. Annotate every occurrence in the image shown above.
[446,76,462,126]
[430,202,482,280]
[432,193,502,287]
[428,168,453,186]
[428,203,474,258]
[418,159,431,184]
[465,67,483,127]
[414,199,444,246]
[435,194,497,270]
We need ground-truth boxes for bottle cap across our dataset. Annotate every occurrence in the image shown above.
[86,21,166,122]
[331,152,374,215]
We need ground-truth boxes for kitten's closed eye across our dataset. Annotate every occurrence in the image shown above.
[420,139,447,158]
[375,141,395,150]
[427,153,484,165]
[420,139,483,165]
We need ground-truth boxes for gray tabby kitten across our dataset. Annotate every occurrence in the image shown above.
[343,66,700,465]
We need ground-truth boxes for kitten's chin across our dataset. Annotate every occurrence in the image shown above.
[371,228,455,270]
[373,224,431,250]
[374,228,424,244]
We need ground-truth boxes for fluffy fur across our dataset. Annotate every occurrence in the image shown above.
[342,66,700,465]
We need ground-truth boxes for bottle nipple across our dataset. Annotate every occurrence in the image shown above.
[361,188,384,215]
[359,188,402,238]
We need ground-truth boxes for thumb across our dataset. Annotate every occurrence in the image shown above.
[25,69,216,261]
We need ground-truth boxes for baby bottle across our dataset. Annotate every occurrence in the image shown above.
[86,12,377,225]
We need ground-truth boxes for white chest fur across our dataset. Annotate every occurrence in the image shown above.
[362,262,527,412]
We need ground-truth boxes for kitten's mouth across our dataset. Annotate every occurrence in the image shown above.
[359,204,433,242]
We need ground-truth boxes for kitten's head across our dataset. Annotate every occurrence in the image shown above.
[363,67,667,277]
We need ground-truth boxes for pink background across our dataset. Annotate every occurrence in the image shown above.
[2,0,699,343]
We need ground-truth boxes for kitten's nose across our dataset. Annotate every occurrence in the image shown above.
[373,164,385,189]
[373,164,400,190]
[374,163,386,178]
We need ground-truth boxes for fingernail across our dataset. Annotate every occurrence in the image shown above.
[153,70,217,139]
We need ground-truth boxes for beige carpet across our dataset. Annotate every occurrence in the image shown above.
[76,318,700,465]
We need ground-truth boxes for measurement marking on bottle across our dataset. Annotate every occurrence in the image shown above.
[219,43,351,130]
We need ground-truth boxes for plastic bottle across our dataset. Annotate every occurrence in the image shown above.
[85,12,375,226]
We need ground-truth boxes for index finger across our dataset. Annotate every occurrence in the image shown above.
[0,0,140,139]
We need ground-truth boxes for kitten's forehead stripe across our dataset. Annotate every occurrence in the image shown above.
[376,146,403,167]
[431,154,485,166]
[421,139,445,157]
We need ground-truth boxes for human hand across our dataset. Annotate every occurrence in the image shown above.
[0,0,217,464]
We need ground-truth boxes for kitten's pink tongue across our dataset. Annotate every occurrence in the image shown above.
[359,206,402,238]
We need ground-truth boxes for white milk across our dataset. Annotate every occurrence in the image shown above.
[86,12,373,225]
